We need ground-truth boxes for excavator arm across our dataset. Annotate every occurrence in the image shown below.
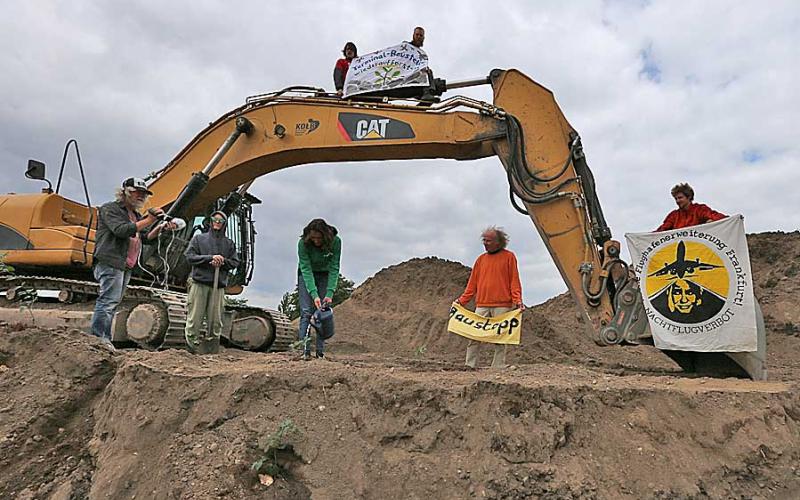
[144,69,620,343]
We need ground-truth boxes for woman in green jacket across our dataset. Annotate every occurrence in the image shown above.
[297,218,341,360]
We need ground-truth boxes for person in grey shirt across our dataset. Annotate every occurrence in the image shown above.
[183,211,240,351]
[90,177,173,348]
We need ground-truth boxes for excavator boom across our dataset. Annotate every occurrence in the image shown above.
[146,69,614,337]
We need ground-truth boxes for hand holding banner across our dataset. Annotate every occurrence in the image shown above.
[447,302,522,345]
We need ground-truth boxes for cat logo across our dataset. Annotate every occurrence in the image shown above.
[337,112,415,142]
[356,118,390,139]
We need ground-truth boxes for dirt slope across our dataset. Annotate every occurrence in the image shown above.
[0,231,798,499]
[747,232,800,380]
[0,329,798,499]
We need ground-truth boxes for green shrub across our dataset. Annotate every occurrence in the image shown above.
[251,419,302,476]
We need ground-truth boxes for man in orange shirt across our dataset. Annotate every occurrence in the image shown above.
[455,226,525,369]
[657,183,726,231]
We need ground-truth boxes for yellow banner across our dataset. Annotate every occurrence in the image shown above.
[447,302,522,345]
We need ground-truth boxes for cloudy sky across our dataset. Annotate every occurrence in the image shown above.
[1,1,797,309]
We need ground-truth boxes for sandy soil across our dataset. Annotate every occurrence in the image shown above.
[0,231,798,499]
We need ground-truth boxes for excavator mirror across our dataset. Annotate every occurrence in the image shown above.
[25,159,53,193]
[26,159,46,180]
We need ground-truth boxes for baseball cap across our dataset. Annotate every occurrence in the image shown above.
[122,177,153,195]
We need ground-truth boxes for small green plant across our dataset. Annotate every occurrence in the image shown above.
[0,253,12,275]
[0,253,38,322]
[251,419,302,476]
[414,344,428,358]
[764,276,778,289]
[289,338,307,352]
[782,322,798,336]
[785,263,798,278]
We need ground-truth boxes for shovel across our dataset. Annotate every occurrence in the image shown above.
[200,265,222,355]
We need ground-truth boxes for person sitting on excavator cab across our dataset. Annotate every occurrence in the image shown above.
[656,183,727,231]
[333,42,357,97]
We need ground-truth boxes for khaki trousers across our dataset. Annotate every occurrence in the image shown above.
[465,306,514,369]
[185,279,225,344]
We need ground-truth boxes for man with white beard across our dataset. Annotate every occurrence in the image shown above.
[90,177,171,348]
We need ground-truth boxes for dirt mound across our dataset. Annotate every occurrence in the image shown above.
[1,232,800,498]
[1,328,799,499]
[748,232,800,379]
[333,258,677,373]
[0,324,116,499]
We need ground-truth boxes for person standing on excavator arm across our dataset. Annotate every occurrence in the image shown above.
[297,218,341,361]
[183,211,240,351]
[334,42,358,96]
[90,177,173,349]
[455,226,525,370]
[656,183,727,231]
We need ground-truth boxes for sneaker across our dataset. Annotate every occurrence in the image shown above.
[315,352,325,360]
[301,352,311,361]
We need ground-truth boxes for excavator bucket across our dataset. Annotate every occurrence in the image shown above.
[658,301,768,380]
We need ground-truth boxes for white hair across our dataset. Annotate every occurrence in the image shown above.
[481,225,509,249]
[115,186,148,210]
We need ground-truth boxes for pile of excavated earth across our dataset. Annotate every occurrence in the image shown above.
[0,232,798,499]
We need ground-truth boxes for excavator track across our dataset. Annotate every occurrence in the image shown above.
[0,275,292,352]
[225,303,295,352]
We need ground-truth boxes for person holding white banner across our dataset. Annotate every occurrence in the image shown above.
[455,226,524,369]
[342,26,441,103]
[406,26,438,103]
[333,42,358,97]
[657,183,727,231]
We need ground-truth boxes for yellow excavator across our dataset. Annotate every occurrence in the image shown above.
[0,69,766,378]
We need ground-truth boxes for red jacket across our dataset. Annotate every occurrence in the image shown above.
[657,203,726,231]
[333,58,351,91]
[458,249,523,308]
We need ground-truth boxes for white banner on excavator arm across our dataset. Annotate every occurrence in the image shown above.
[625,215,757,352]
[343,43,430,98]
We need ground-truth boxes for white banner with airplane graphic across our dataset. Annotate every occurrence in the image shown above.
[625,215,757,352]
[343,42,430,98]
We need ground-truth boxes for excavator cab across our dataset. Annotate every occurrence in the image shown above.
[132,191,259,295]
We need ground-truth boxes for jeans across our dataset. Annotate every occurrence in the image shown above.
[298,270,329,355]
[90,262,131,341]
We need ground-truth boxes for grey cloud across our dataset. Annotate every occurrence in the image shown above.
[1,1,796,311]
